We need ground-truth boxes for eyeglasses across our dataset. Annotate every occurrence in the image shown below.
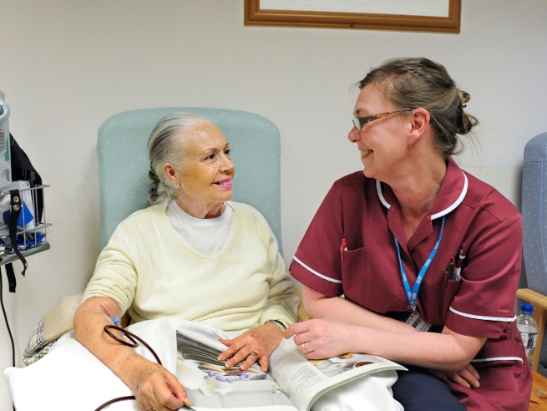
[352,109,412,131]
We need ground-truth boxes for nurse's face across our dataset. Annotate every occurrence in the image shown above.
[348,84,410,182]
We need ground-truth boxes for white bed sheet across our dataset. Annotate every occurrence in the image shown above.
[4,317,232,411]
[4,317,403,411]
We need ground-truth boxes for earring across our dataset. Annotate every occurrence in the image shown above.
[173,181,180,189]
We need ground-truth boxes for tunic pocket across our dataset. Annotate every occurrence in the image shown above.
[436,275,461,321]
[341,246,406,312]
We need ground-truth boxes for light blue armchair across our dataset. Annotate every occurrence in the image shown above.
[98,107,282,251]
[518,131,547,375]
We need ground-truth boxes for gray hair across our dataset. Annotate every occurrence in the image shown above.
[358,57,478,158]
[147,112,214,204]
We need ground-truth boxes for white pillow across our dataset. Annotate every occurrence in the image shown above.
[4,317,404,411]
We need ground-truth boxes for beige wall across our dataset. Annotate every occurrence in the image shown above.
[2,0,547,407]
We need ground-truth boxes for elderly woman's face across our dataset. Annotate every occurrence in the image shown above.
[171,124,235,216]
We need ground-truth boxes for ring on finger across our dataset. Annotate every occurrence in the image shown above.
[301,342,309,354]
[250,351,258,358]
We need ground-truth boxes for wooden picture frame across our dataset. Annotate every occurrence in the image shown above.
[244,0,461,34]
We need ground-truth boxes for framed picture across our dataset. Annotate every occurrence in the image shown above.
[244,0,461,33]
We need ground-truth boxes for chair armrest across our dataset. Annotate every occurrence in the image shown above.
[518,288,547,310]
[517,288,547,371]
[291,283,310,321]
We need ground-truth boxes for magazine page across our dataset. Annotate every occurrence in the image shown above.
[176,330,298,411]
[269,337,407,411]
[175,324,405,411]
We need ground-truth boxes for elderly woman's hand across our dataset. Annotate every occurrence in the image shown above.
[217,323,284,372]
[128,357,192,411]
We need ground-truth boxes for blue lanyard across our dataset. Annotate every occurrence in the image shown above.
[393,216,445,311]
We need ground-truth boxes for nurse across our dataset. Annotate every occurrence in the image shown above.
[285,57,532,410]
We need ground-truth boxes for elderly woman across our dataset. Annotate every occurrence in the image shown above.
[74,112,298,411]
[285,58,532,410]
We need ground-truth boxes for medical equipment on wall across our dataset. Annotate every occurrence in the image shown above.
[0,90,51,402]
[0,90,12,190]
[0,91,50,268]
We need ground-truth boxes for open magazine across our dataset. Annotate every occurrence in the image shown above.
[176,328,406,411]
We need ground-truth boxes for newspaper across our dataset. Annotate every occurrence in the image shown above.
[176,328,406,411]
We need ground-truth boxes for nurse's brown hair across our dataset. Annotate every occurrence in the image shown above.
[358,57,478,158]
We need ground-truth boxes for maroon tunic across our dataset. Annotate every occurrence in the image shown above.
[291,158,532,411]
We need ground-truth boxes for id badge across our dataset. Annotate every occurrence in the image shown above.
[401,311,432,332]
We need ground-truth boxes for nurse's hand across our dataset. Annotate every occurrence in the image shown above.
[284,319,355,360]
[218,323,283,372]
[429,363,480,389]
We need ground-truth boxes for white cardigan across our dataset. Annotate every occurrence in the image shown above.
[83,201,298,329]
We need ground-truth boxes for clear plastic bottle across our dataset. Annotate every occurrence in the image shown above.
[517,303,538,369]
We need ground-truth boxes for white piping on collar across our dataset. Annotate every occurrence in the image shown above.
[375,171,468,221]
[376,179,390,209]
[431,172,468,220]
